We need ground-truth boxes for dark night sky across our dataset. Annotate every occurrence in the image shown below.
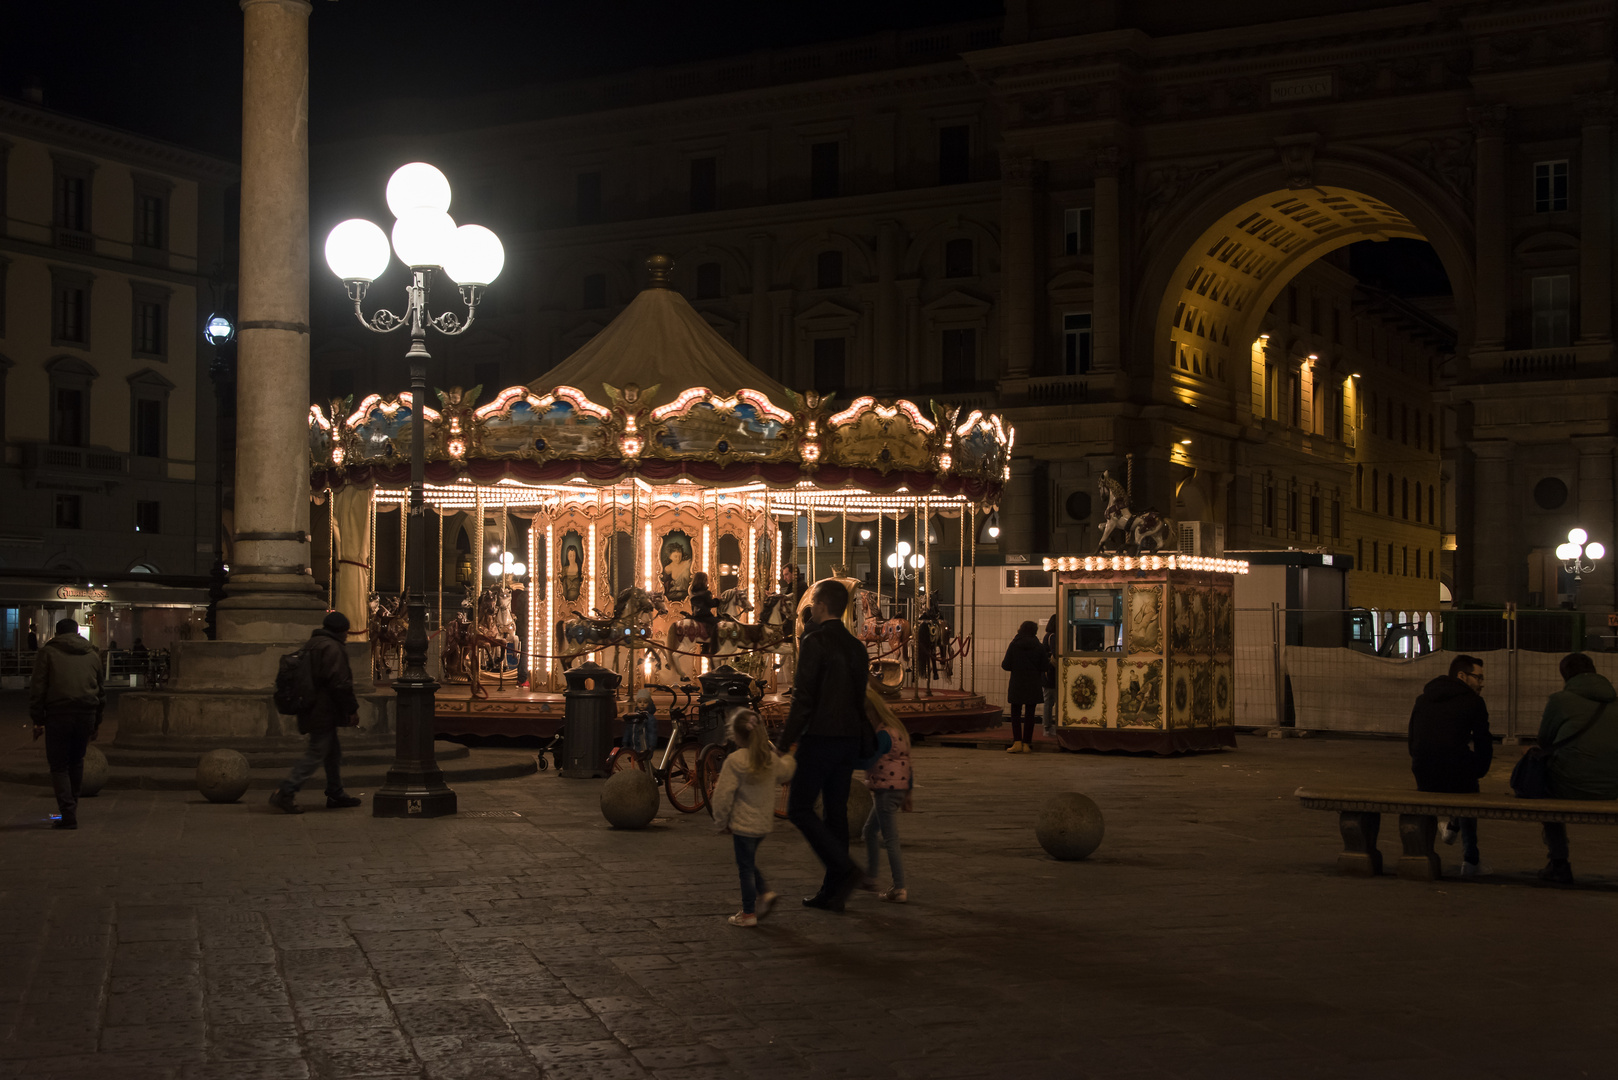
[2,1,1002,160]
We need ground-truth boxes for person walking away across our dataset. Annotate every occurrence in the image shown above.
[1535,652,1618,884]
[30,618,104,830]
[710,709,797,926]
[1001,620,1049,754]
[269,612,364,813]
[780,579,870,911]
[1408,654,1493,875]
[859,686,913,903]
[1041,614,1060,737]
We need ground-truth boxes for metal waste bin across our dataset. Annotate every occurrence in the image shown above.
[560,661,621,777]
[696,664,755,747]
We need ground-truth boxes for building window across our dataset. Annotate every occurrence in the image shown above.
[1534,160,1569,213]
[575,171,602,225]
[940,328,977,391]
[694,261,722,300]
[1331,497,1341,539]
[55,494,82,530]
[1429,485,1435,525]
[1371,470,1379,513]
[54,159,93,242]
[1063,313,1092,376]
[1355,465,1363,508]
[132,175,172,256]
[135,500,161,534]
[1531,274,1571,348]
[810,142,840,199]
[1357,538,1363,567]
[938,125,970,185]
[51,270,92,347]
[1063,207,1092,256]
[816,250,843,290]
[0,258,8,338]
[1309,494,1321,536]
[812,337,845,393]
[131,283,169,359]
[582,273,607,309]
[1402,478,1409,519]
[1263,482,1276,530]
[1372,540,1379,573]
[1288,485,1300,533]
[689,156,717,213]
[54,388,84,446]
[134,399,163,457]
[1403,546,1409,576]
[943,238,974,278]
[1387,473,1395,517]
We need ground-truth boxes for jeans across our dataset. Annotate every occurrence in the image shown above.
[732,834,768,913]
[1445,816,1480,865]
[44,707,97,820]
[787,734,860,893]
[1010,702,1038,743]
[1544,821,1570,863]
[1042,686,1058,734]
[863,789,906,889]
[283,728,344,796]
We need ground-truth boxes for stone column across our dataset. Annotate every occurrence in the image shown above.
[1001,457,1039,554]
[1578,93,1613,345]
[1469,106,1509,352]
[874,220,900,395]
[999,155,1037,385]
[1575,436,1616,618]
[219,0,326,641]
[1466,440,1517,604]
[1092,146,1123,373]
[749,233,772,372]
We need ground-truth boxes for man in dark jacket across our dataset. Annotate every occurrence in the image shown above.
[780,579,870,911]
[1408,653,1492,875]
[269,612,363,814]
[1535,652,1618,884]
[30,618,105,830]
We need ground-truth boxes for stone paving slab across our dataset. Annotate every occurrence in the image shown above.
[3,706,1618,1078]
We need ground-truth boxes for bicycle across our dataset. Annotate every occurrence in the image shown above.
[696,675,776,817]
[608,682,710,814]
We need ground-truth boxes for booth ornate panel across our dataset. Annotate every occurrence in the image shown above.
[1211,588,1234,655]
[1062,657,1108,727]
[1127,584,1163,655]
[1192,660,1215,727]
[1213,662,1234,727]
[1116,659,1162,728]
[1191,589,1212,654]
[1168,661,1193,728]
[1169,586,1196,653]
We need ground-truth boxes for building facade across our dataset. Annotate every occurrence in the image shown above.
[311,0,1616,616]
[0,98,234,584]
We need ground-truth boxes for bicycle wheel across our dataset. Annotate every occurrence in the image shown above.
[664,741,706,814]
[697,743,731,817]
[607,746,643,775]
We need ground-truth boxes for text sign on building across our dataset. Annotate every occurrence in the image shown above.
[56,587,109,601]
[1270,74,1333,104]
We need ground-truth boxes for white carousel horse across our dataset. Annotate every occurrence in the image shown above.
[556,587,667,672]
[1129,509,1173,554]
[665,587,753,680]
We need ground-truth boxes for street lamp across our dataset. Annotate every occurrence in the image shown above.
[1555,527,1605,609]
[885,540,925,586]
[324,161,505,819]
[487,550,527,581]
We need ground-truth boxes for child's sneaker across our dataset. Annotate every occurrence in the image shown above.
[727,912,758,927]
[756,892,778,920]
[878,887,908,904]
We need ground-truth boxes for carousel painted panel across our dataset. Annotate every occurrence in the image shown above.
[1211,586,1234,656]
[825,397,937,472]
[1126,583,1164,655]
[472,387,614,460]
[1191,659,1215,727]
[1168,584,1209,655]
[1212,659,1235,728]
[1061,657,1108,728]
[341,394,435,464]
[1116,659,1163,729]
[1166,660,1194,728]
[646,391,795,461]
[950,410,1011,480]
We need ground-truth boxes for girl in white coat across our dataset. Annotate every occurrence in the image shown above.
[709,709,797,927]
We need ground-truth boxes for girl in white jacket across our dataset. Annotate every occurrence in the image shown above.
[709,709,797,927]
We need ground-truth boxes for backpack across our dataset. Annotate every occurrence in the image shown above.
[273,647,318,716]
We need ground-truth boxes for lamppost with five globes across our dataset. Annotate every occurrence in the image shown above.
[1556,527,1605,610]
[323,162,505,819]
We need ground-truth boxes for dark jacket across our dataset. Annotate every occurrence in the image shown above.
[1408,675,1492,793]
[1539,671,1618,800]
[1041,631,1059,690]
[301,627,359,735]
[29,632,104,721]
[1002,632,1049,706]
[780,617,869,747]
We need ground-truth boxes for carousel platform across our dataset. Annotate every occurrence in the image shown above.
[431,683,1001,739]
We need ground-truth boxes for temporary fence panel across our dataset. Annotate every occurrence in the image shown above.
[1234,607,1279,727]
[958,566,1057,707]
[1285,647,1454,734]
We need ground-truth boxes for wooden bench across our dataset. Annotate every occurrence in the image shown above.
[1295,787,1618,880]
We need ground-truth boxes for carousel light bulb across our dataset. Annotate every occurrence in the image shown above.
[324,218,391,282]
[1569,528,1589,546]
[385,161,452,217]
[1588,542,1606,561]
[391,208,458,268]
[444,223,505,286]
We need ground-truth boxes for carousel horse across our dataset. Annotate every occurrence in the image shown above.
[439,597,506,685]
[368,593,407,681]
[666,587,753,680]
[556,586,667,671]
[915,593,955,681]
[1129,509,1173,554]
[477,583,521,680]
[713,589,794,680]
[1093,470,1174,555]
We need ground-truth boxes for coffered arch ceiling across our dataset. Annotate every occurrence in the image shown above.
[1159,186,1426,388]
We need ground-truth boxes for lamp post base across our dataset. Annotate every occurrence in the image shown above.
[373,677,457,818]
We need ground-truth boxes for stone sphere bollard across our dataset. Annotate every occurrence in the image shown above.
[601,768,659,829]
[196,749,251,804]
[1036,792,1104,860]
[80,745,108,798]
[814,781,875,841]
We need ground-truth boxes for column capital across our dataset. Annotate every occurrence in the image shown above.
[1467,103,1509,139]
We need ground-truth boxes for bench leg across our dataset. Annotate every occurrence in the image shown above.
[1337,811,1383,875]
[1397,813,1442,881]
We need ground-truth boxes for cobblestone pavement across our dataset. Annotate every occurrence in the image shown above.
[3,714,1615,1079]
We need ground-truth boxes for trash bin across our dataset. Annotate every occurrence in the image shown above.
[695,664,755,747]
[560,661,621,778]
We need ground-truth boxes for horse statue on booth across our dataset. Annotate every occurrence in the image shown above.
[368,593,407,682]
[665,587,754,680]
[1094,470,1174,555]
[556,586,667,673]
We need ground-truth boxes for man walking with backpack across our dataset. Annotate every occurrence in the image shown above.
[30,618,105,830]
[269,611,363,814]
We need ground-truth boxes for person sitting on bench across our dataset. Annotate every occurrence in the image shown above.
[1408,654,1492,876]
[1536,652,1618,884]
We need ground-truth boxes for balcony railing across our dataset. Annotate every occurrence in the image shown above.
[21,444,128,475]
[1473,343,1612,378]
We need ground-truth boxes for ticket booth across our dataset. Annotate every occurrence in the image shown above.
[1047,554,1247,754]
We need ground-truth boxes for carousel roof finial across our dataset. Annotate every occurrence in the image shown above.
[645,254,674,289]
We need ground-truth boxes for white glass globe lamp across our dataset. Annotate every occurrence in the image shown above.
[896,541,912,558]
[1569,527,1589,546]
[324,218,392,282]
[385,162,452,217]
[885,553,900,570]
[1556,543,1578,561]
[444,224,505,286]
[1587,542,1605,561]
[391,210,458,269]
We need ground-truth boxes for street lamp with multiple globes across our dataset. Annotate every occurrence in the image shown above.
[324,161,505,819]
[886,540,925,586]
[1555,527,1605,609]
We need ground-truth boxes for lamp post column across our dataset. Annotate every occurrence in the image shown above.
[374,271,455,818]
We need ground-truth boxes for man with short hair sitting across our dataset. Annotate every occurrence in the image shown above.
[1535,652,1618,884]
[1408,654,1492,875]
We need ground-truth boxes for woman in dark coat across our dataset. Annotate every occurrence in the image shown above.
[1001,620,1050,754]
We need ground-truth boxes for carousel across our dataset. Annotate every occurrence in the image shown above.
[308,256,1010,738]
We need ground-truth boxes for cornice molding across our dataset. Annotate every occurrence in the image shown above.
[0,100,237,185]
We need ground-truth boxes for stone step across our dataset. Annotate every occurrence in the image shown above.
[103,740,471,770]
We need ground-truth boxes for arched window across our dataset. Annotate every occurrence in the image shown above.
[816,249,844,290]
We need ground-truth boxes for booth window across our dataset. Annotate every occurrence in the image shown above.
[1067,588,1123,652]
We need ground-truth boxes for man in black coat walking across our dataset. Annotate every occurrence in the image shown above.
[1408,653,1493,874]
[780,579,870,911]
[269,612,364,814]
